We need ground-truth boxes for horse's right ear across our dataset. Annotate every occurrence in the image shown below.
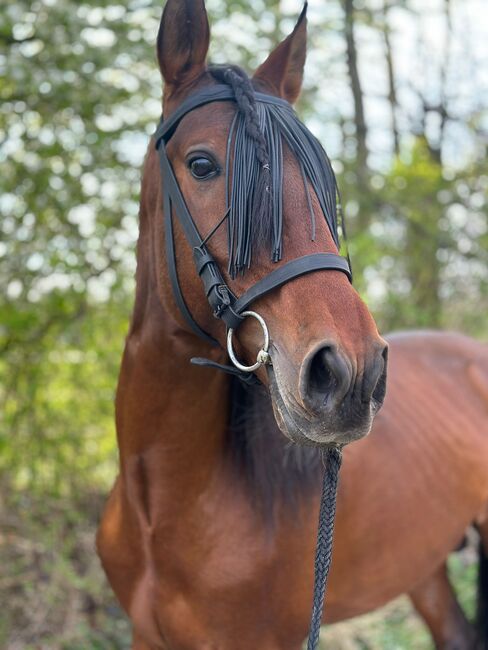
[253,3,307,104]
[157,0,210,93]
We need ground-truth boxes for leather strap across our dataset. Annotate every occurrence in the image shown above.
[164,191,218,346]
[190,357,261,385]
[155,85,290,146]
[158,144,244,332]
[234,253,351,313]
[233,254,351,314]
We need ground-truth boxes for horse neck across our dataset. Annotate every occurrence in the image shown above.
[116,161,230,513]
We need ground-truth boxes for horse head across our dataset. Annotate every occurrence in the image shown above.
[150,0,387,447]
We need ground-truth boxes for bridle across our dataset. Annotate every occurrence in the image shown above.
[154,83,351,384]
[155,82,346,649]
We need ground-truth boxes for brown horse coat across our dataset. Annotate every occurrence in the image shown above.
[98,331,488,649]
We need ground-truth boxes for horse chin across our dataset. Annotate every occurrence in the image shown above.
[266,366,376,448]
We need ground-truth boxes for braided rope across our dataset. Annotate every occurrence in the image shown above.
[307,446,343,650]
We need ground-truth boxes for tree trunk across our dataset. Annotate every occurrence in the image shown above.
[381,0,400,157]
[343,0,368,178]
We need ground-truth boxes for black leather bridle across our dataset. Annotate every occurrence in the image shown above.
[154,84,351,383]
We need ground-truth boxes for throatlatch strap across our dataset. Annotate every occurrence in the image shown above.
[158,145,244,332]
[158,147,206,249]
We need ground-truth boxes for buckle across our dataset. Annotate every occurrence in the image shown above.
[213,285,231,318]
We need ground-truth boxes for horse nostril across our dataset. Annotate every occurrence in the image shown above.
[302,344,352,413]
[309,347,336,397]
[365,344,388,407]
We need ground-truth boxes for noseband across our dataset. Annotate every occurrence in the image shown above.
[154,84,351,383]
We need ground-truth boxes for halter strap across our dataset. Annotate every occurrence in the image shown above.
[155,83,352,382]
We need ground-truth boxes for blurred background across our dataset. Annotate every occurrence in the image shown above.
[0,0,486,647]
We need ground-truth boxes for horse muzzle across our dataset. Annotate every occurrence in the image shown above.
[267,342,388,447]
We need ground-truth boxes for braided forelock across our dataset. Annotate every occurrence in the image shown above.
[209,65,273,275]
[210,65,270,169]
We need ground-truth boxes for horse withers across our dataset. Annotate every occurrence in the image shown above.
[97,1,387,648]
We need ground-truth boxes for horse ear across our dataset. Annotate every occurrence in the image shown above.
[157,0,210,91]
[253,3,307,104]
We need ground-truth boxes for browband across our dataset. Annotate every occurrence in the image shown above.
[155,83,352,382]
[155,84,291,145]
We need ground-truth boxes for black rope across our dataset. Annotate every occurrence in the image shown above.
[307,446,342,650]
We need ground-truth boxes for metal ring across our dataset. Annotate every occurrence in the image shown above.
[227,311,271,373]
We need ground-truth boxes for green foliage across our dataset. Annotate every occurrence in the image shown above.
[0,0,486,646]
[0,0,162,501]
[0,298,129,495]
[0,497,132,649]
[341,137,487,334]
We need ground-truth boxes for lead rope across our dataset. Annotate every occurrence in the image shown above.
[307,446,343,650]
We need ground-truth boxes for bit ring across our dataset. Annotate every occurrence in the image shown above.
[227,311,271,373]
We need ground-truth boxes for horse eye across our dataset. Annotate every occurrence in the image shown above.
[188,156,219,180]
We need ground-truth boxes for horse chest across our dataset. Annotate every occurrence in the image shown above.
[124,490,313,649]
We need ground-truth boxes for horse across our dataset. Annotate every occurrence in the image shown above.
[96,1,488,648]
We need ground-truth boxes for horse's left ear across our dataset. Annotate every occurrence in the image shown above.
[253,3,307,104]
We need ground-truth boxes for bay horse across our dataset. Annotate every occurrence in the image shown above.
[97,1,488,648]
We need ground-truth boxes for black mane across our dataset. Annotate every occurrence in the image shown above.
[225,377,323,518]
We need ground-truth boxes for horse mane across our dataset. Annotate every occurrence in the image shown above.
[226,376,322,518]
[208,65,345,279]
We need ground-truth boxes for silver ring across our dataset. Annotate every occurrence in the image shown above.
[227,311,271,373]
